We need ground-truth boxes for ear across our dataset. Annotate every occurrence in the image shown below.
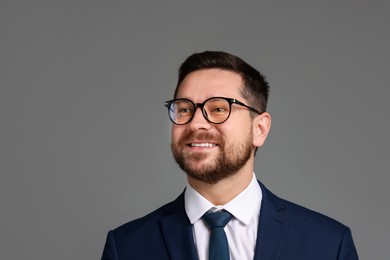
[252,112,271,147]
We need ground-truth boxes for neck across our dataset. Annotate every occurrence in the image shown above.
[187,160,254,205]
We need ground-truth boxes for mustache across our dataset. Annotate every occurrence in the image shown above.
[177,131,222,145]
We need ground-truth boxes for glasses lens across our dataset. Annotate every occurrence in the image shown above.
[204,98,230,123]
[169,99,194,125]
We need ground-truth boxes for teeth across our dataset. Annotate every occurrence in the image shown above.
[191,143,216,147]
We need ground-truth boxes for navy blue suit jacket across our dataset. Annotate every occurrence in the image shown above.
[102,182,358,259]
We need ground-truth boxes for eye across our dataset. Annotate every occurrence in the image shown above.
[211,106,227,113]
[178,107,192,113]
[205,99,230,116]
[175,104,193,118]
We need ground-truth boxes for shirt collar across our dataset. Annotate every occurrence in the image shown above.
[184,173,262,225]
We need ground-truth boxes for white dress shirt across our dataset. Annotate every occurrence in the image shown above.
[184,173,262,260]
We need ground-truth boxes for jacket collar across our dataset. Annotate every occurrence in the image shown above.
[160,191,199,260]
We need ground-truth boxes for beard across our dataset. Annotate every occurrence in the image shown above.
[171,130,253,184]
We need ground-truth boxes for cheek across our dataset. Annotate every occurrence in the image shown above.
[171,126,183,143]
[221,121,253,143]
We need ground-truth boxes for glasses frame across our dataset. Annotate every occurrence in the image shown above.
[164,96,262,125]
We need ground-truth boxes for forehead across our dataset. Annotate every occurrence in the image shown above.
[176,69,244,101]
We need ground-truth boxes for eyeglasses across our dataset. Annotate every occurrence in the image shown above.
[164,97,262,125]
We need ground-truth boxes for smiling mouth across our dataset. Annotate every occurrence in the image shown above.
[189,143,218,148]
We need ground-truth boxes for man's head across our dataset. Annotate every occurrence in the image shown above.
[174,51,269,115]
[167,51,271,184]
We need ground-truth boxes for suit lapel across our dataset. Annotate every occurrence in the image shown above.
[254,182,289,260]
[160,192,198,260]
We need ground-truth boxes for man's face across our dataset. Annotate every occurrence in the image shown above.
[171,69,256,184]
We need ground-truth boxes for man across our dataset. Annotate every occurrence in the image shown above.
[102,51,358,260]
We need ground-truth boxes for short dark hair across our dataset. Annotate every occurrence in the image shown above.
[174,51,269,113]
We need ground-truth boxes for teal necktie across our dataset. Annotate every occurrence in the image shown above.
[202,210,233,260]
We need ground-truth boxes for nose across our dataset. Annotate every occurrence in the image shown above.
[189,107,211,131]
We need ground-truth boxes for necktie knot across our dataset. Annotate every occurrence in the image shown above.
[203,210,233,229]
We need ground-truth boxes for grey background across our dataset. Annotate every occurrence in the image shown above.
[1,1,389,259]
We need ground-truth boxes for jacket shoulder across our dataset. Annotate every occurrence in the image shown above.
[102,194,186,260]
[282,196,348,233]
[113,193,184,238]
[260,182,358,259]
